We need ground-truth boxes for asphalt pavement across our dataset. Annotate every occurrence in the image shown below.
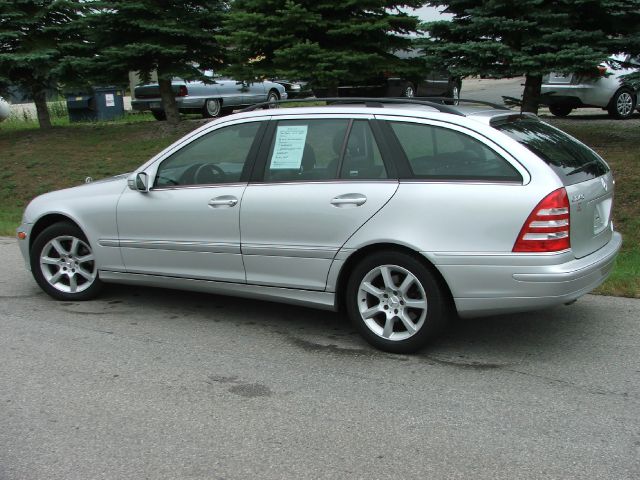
[1,237,639,479]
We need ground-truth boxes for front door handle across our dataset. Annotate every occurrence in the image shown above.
[330,193,367,207]
[208,196,238,208]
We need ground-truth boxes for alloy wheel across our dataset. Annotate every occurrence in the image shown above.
[617,92,634,117]
[357,264,428,341]
[39,235,96,294]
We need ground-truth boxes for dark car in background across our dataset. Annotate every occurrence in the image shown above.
[132,70,287,120]
[313,72,461,100]
[270,79,313,99]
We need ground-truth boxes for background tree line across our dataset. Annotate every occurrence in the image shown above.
[1,0,639,129]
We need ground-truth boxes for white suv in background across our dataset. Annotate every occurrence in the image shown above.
[542,54,640,119]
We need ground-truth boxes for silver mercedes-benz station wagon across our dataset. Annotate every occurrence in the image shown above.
[16,99,622,353]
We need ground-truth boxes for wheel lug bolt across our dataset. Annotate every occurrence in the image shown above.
[394,309,398,314]
[384,305,389,310]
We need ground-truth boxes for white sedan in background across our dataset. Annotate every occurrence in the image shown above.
[0,96,10,122]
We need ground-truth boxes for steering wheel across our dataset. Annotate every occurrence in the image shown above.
[193,163,226,184]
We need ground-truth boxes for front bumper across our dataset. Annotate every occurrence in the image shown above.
[16,221,33,270]
[432,231,622,318]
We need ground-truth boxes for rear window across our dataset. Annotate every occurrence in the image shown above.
[495,119,609,186]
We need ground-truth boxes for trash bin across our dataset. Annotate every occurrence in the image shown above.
[66,86,125,122]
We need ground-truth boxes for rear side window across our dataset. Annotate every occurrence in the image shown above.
[264,119,349,182]
[339,120,387,179]
[389,121,522,181]
[495,119,609,186]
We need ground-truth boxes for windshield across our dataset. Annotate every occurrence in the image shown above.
[495,119,609,185]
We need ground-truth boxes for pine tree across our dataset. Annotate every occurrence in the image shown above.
[0,0,85,129]
[223,0,424,95]
[81,0,227,124]
[420,0,640,113]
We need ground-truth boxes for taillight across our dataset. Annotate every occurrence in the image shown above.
[597,65,607,76]
[177,85,188,97]
[513,188,570,253]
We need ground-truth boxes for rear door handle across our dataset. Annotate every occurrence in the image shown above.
[330,193,367,207]
[208,196,238,208]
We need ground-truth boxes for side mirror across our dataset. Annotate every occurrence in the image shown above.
[128,172,149,192]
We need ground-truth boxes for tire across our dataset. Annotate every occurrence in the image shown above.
[151,110,166,121]
[402,83,415,98]
[548,104,573,117]
[345,251,448,353]
[30,222,103,301]
[446,81,461,105]
[607,88,636,119]
[267,90,280,108]
[202,98,222,118]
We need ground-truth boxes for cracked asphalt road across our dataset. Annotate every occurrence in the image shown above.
[1,237,639,479]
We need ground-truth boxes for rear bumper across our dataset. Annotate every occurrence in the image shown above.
[431,231,622,318]
[540,84,617,109]
[131,97,206,112]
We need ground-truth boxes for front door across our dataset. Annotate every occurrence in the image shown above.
[117,120,265,283]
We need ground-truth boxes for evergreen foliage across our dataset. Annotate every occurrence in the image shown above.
[420,0,640,112]
[223,0,424,93]
[0,0,85,129]
[76,0,228,124]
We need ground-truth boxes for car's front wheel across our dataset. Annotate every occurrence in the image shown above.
[267,90,280,108]
[30,222,102,301]
[402,83,415,98]
[346,251,448,353]
[608,88,636,119]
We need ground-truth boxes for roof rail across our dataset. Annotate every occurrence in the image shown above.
[415,96,511,111]
[240,97,467,116]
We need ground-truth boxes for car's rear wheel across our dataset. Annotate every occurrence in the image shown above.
[151,110,166,121]
[30,222,102,301]
[608,88,636,119]
[549,104,573,117]
[202,98,222,118]
[345,251,448,353]
[402,83,415,98]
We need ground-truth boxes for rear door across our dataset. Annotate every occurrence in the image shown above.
[240,115,398,290]
[496,119,613,258]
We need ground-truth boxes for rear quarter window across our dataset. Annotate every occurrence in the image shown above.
[389,121,522,182]
[495,119,609,186]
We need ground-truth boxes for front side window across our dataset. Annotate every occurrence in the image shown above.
[389,121,522,182]
[154,122,261,187]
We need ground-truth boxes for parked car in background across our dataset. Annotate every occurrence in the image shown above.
[314,72,461,101]
[270,79,313,99]
[17,98,620,353]
[542,54,640,119]
[132,71,287,120]
[0,96,10,122]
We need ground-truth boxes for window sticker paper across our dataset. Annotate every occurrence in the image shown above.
[270,125,308,169]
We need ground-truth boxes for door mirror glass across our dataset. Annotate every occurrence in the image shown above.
[135,172,149,192]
